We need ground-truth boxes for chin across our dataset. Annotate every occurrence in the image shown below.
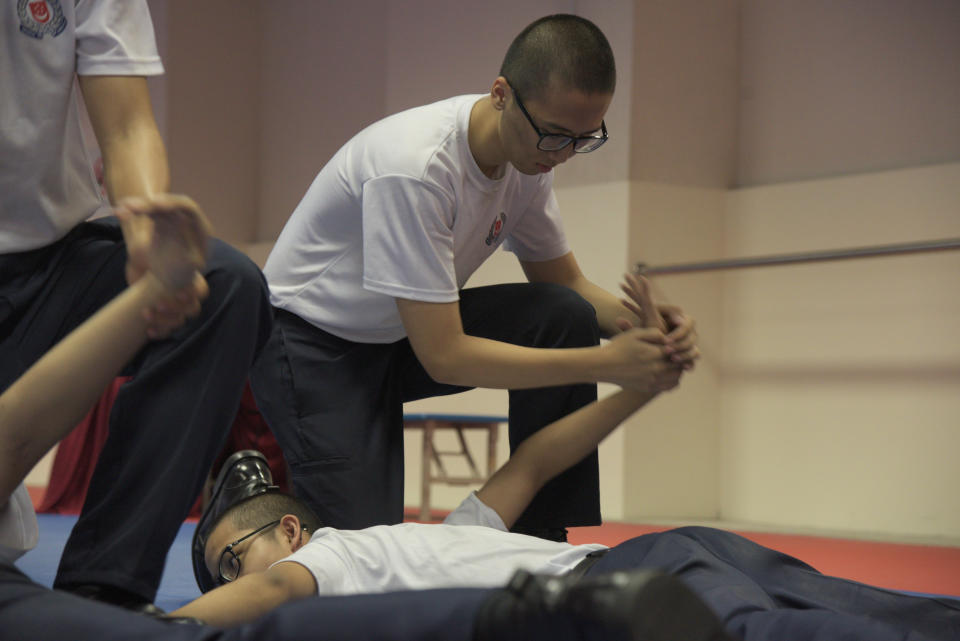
[511,161,540,176]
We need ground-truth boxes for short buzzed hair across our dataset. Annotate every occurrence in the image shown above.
[499,14,616,102]
[218,491,322,536]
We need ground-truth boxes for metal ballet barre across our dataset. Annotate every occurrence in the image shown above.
[636,237,960,276]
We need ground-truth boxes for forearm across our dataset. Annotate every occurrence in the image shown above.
[422,333,608,389]
[79,75,169,202]
[172,566,312,626]
[0,277,164,501]
[477,388,655,529]
[100,127,169,202]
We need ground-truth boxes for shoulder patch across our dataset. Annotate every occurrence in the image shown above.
[18,0,67,39]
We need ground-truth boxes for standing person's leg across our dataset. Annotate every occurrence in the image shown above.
[443,283,602,533]
[42,220,273,604]
[250,309,409,530]
[589,527,960,641]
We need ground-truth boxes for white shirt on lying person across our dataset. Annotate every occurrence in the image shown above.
[0,484,39,564]
[275,492,607,595]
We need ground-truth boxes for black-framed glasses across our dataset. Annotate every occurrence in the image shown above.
[509,84,608,154]
[216,519,281,585]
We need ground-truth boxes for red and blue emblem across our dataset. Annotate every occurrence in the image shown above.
[18,0,67,39]
[485,212,507,246]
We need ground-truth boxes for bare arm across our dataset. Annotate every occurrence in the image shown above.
[171,561,316,626]
[80,75,207,337]
[476,387,659,529]
[79,75,169,203]
[396,298,673,390]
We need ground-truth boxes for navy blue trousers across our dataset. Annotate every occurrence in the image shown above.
[251,283,601,531]
[0,561,488,641]
[588,527,960,641]
[0,218,273,601]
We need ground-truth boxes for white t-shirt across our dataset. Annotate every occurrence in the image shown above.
[263,94,571,343]
[276,492,607,596]
[0,0,164,254]
[0,484,39,564]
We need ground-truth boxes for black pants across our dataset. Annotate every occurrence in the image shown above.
[0,218,273,601]
[0,561,490,641]
[588,527,960,641]
[251,282,602,531]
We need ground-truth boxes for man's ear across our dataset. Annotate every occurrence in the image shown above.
[491,77,509,110]
[279,514,303,550]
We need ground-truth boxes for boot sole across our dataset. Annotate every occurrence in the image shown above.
[627,571,735,641]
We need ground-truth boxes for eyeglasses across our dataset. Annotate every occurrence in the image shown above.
[508,83,608,154]
[216,519,280,585]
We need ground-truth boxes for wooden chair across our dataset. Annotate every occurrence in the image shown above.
[403,413,507,521]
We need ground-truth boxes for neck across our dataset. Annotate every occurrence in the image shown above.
[468,97,506,179]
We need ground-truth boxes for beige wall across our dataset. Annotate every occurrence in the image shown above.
[257,1,390,240]
[720,163,960,539]
[630,0,739,188]
[738,0,960,186]
[163,1,262,245]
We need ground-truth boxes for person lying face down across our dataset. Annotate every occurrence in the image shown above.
[172,274,680,627]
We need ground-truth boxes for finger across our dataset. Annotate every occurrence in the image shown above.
[620,273,661,330]
[625,326,666,344]
[632,274,663,331]
[619,296,645,322]
[664,314,694,343]
[666,331,698,355]
[614,317,633,333]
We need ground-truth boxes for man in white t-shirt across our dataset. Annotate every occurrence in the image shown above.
[0,0,271,612]
[250,13,699,541]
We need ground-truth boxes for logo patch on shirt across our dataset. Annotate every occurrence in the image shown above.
[485,212,507,246]
[18,0,67,39]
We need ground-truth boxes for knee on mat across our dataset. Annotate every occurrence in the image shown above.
[526,283,600,347]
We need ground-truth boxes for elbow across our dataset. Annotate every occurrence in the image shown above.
[414,345,468,386]
[418,355,461,386]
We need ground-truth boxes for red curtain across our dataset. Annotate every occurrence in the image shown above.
[38,380,288,517]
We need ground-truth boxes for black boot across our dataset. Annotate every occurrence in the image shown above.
[474,568,736,641]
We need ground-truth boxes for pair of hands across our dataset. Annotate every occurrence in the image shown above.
[116,195,212,339]
[606,272,699,393]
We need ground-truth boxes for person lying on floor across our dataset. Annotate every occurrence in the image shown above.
[0,204,729,641]
[176,277,959,641]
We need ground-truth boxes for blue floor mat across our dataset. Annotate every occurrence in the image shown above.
[15,514,202,612]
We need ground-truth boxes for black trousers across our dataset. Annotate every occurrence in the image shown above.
[588,527,960,641]
[0,218,273,601]
[251,282,602,531]
[0,561,490,641]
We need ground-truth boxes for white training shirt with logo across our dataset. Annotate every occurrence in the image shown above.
[263,94,571,344]
[0,0,163,254]
[274,492,607,595]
